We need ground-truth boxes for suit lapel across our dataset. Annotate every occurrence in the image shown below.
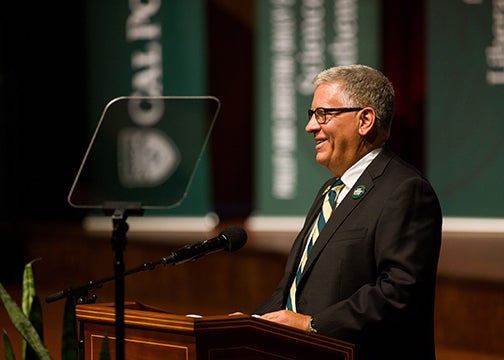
[300,149,393,281]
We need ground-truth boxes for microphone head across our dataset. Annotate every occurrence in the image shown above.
[220,226,247,252]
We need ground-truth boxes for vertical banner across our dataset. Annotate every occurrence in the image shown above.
[252,0,381,225]
[426,0,504,220]
[83,1,216,229]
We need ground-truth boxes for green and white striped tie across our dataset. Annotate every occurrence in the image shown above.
[286,179,344,312]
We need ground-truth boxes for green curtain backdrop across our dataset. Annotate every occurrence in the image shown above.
[253,0,381,218]
[83,1,213,218]
[426,0,504,218]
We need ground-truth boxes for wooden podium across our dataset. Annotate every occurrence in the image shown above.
[76,302,354,360]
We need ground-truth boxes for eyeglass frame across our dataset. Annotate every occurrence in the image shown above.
[308,107,364,124]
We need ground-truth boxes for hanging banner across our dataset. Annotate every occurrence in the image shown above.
[252,0,381,225]
[81,1,217,230]
[426,0,504,221]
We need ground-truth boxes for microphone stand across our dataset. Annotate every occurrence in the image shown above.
[45,231,230,304]
[46,221,241,359]
[45,213,215,358]
[46,225,247,304]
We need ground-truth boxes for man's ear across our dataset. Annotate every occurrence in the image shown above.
[358,107,376,136]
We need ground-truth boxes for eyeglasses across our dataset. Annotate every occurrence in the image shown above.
[308,107,363,124]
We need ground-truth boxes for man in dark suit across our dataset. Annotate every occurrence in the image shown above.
[254,64,442,360]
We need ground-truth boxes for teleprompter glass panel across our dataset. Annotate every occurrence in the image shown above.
[68,96,220,210]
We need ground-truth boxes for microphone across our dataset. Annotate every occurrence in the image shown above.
[162,226,247,265]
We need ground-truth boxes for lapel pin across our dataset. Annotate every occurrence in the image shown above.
[352,185,366,199]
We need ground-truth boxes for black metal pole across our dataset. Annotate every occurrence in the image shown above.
[111,209,128,360]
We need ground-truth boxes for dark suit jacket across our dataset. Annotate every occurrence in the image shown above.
[254,147,442,360]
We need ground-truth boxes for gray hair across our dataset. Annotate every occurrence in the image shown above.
[313,64,395,133]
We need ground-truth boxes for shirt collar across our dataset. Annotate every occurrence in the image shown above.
[340,147,382,190]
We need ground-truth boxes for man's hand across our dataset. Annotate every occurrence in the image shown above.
[228,312,244,316]
[259,310,312,332]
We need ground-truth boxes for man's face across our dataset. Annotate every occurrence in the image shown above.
[305,82,361,176]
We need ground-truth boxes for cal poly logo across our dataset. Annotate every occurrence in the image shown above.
[352,185,366,199]
[117,98,181,188]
